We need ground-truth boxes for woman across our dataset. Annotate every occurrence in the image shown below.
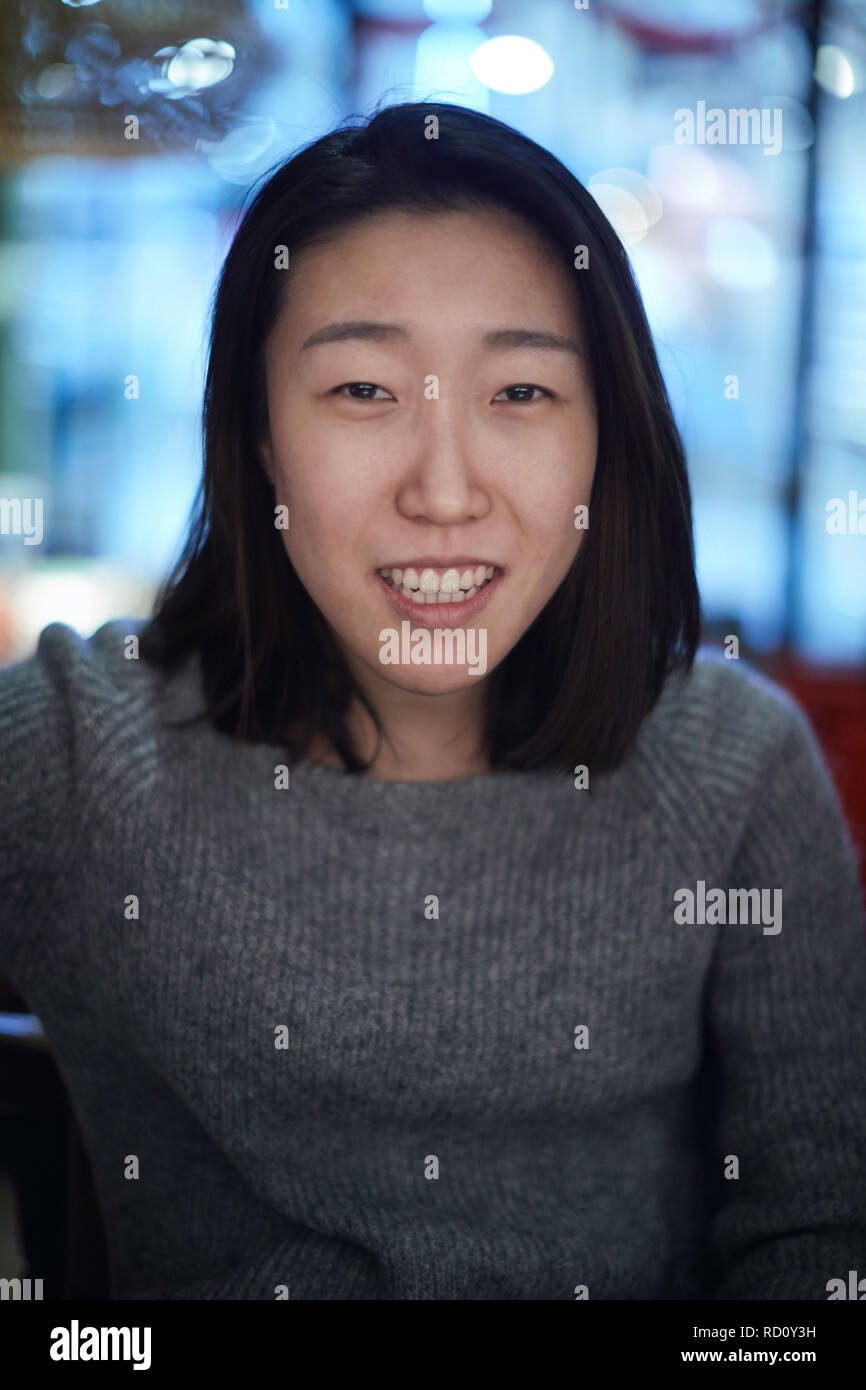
[1,101,864,1301]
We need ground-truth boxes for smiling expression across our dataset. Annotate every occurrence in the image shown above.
[260,205,598,696]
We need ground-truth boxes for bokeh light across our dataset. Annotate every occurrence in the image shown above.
[470,36,553,95]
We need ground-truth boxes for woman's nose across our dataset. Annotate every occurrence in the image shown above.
[396,397,490,524]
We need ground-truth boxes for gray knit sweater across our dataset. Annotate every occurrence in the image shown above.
[1,619,864,1301]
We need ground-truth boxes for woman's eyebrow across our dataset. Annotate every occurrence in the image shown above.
[300,320,582,357]
[482,327,582,358]
[300,320,409,351]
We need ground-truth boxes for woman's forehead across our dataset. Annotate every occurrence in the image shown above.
[268,207,582,352]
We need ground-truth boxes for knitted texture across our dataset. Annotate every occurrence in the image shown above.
[1,619,864,1300]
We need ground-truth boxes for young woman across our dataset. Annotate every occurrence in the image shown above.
[1,101,864,1302]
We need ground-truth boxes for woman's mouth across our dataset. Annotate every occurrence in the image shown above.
[378,564,495,603]
[375,563,502,628]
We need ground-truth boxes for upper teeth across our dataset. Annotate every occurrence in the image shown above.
[380,564,494,603]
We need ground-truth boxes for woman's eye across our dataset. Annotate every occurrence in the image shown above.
[332,382,550,403]
[493,384,552,403]
[334,382,394,401]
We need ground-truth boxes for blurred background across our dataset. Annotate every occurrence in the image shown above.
[0,0,864,1296]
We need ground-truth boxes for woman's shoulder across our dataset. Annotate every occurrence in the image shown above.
[0,617,201,795]
[627,645,832,825]
[1,616,173,724]
[4,614,144,677]
[0,618,188,972]
[645,646,815,759]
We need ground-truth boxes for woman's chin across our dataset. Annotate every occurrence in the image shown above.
[375,660,489,694]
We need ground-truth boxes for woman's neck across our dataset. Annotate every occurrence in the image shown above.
[298,702,491,782]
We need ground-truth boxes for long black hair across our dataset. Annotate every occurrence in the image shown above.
[139,99,701,776]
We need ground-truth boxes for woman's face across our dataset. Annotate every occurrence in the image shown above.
[261,205,597,697]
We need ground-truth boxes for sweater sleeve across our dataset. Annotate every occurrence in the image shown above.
[0,623,80,978]
[704,693,866,1299]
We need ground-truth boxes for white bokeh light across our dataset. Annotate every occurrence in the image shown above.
[470,36,553,95]
[815,44,862,98]
[150,38,235,99]
[589,169,663,245]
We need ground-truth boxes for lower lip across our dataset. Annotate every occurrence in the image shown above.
[375,569,502,628]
